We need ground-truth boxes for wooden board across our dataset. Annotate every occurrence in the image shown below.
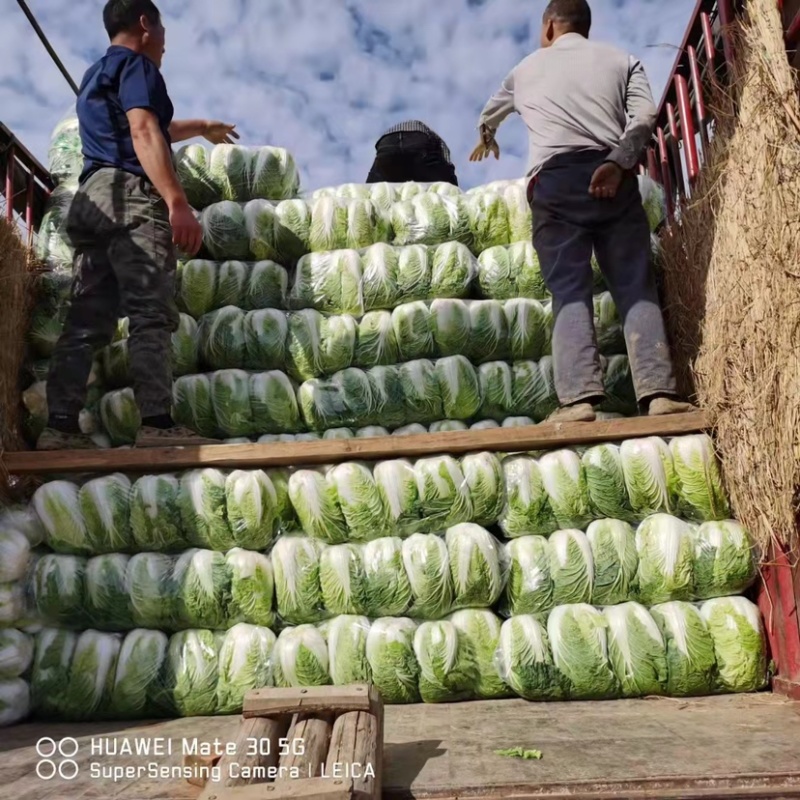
[209,777,354,800]
[327,711,380,800]
[243,686,380,719]
[1,412,709,475]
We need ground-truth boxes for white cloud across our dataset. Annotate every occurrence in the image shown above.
[1,0,695,190]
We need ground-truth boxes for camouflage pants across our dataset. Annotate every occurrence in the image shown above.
[47,168,179,422]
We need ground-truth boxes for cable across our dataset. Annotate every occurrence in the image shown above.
[15,0,79,96]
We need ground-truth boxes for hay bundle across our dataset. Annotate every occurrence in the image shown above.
[659,0,800,554]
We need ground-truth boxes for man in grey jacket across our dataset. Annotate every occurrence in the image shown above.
[471,0,694,422]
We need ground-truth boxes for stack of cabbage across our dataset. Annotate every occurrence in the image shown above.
[0,432,766,724]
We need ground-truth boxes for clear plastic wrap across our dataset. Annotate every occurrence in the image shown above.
[47,110,83,186]
[0,629,34,679]
[477,242,548,300]
[392,193,471,248]
[35,185,76,271]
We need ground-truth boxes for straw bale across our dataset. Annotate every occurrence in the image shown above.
[659,0,800,553]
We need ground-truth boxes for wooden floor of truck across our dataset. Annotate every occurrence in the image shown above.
[2,693,800,799]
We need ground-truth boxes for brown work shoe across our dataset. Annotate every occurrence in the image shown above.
[648,397,698,416]
[36,427,99,451]
[135,425,218,448]
[547,403,597,423]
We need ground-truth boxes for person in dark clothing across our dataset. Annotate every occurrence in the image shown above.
[366,121,459,185]
[38,0,238,451]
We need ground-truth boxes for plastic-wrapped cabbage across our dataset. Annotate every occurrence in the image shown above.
[249,146,300,200]
[173,373,216,437]
[399,359,443,424]
[461,451,504,526]
[366,617,420,703]
[394,423,429,436]
[175,143,222,209]
[48,111,83,185]
[621,437,677,518]
[357,426,390,438]
[326,615,371,685]
[320,544,367,616]
[212,369,255,437]
[286,310,323,380]
[419,245,469,307]
[31,628,76,715]
[415,455,474,533]
[496,615,566,700]
[198,306,245,370]
[594,292,625,355]
[156,629,220,717]
[582,444,634,522]
[226,549,275,628]
[126,553,179,630]
[109,629,169,718]
[273,625,331,687]
[32,553,86,627]
[503,183,532,244]
[430,298,470,358]
[693,520,756,600]
[549,529,594,606]
[499,456,556,538]
[355,311,399,367]
[216,623,276,714]
[360,537,412,617]
[179,469,234,551]
[202,201,250,260]
[450,609,509,699]
[478,361,514,421]
[360,243,400,312]
[244,260,289,310]
[210,144,251,202]
[477,242,547,300]
[414,619,478,702]
[505,298,547,361]
[0,506,45,549]
[585,519,638,605]
[174,549,231,629]
[61,630,122,719]
[291,250,363,316]
[701,597,767,693]
[512,358,559,422]
[402,534,454,619]
[98,387,140,445]
[0,678,30,726]
[470,301,510,364]
[436,355,481,421]
[330,462,393,542]
[84,554,132,630]
[226,469,280,550]
[0,629,34,680]
[670,434,730,521]
[604,603,668,696]
[179,260,218,318]
[393,301,434,362]
[0,530,30,584]
[217,258,249,307]
[539,450,593,530]
[36,190,76,274]
[446,524,504,610]
[429,420,468,432]
[374,460,422,536]
[636,514,695,604]
[638,174,666,232]
[250,370,302,434]
[466,192,510,253]
[272,536,324,624]
[0,584,25,628]
[368,366,409,429]
[502,536,552,617]
[130,474,186,552]
[289,470,348,544]
[599,354,637,416]
[650,601,716,696]
[392,193,470,247]
[395,245,432,304]
[307,198,352,253]
[33,480,89,555]
[548,604,620,699]
[79,473,134,554]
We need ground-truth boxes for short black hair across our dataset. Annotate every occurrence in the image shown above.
[103,0,161,39]
[543,0,592,36]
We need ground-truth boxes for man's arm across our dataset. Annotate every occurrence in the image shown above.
[128,109,202,254]
[606,57,657,171]
[477,70,516,137]
[169,119,239,144]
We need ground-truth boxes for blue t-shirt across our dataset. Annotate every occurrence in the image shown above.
[77,45,174,182]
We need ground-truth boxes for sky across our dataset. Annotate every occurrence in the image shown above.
[0,0,696,191]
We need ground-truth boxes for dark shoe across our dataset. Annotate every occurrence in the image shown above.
[546,403,597,423]
[36,428,99,451]
[648,397,698,416]
[135,425,218,448]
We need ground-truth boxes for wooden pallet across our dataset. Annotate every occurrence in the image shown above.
[190,685,383,800]
[1,413,708,475]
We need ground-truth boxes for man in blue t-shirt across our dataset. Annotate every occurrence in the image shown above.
[39,0,238,450]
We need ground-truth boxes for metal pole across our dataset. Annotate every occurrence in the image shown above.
[15,0,79,95]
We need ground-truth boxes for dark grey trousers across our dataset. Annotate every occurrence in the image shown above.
[530,150,677,406]
[47,168,179,422]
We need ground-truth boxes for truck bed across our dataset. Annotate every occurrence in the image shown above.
[2,694,800,799]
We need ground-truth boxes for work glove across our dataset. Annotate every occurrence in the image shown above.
[469,126,500,162]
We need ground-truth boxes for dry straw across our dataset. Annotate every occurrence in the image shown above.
[659,0,800,554]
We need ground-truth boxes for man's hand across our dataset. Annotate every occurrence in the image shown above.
[169,200,203,256]
[589,162,624,199]
[203,121,240,145]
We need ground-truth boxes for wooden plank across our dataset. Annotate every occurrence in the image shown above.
[199,716,290,797]
[278,715,334,780]
[326,711,380,800]
[210,777,354,800]
[244,685,379,719]
[184,753,221,788]
[1,412,709,475]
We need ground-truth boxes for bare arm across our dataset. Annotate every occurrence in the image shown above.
[169,119,239,144]
[607,58,657,170]
[129,108,188,207]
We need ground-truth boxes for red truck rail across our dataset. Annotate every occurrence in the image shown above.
[643,0,800,215]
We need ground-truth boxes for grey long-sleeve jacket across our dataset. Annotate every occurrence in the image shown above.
[478,33,657,176]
